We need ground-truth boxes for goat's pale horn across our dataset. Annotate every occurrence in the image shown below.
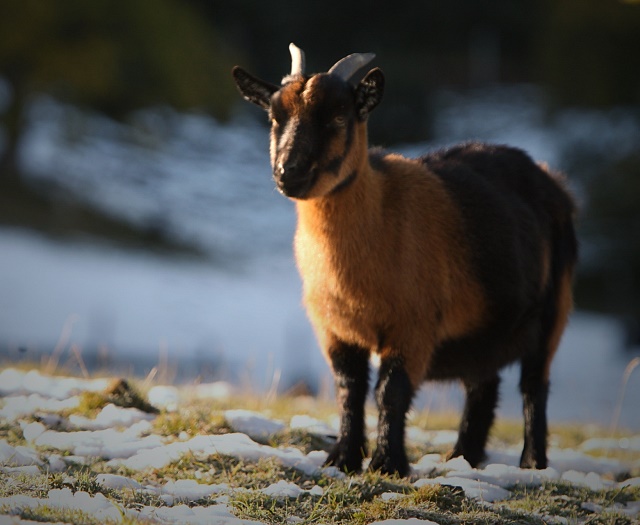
[328,52,376,82]
[289,43,305,77]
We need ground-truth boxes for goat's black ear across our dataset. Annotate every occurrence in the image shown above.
[355,68,384,120]
[232,66,278,111]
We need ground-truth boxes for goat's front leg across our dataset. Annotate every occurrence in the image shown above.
[324,341,370,474]
[370,356,415,476]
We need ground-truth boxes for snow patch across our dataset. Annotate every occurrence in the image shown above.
[148,385,180,410]
[369,519,440,525]
[561,470,611,490]
[0,488,122,523]
[261,480,306,499]
[415,475,511,503]
[0,394,80,421]
[0,368,109,399]
[69,403,155,430]
[25,420,162,459]
[0,439,42,468]
[259,480,323,499]
[469,463,560,487]
[108,432,321,476]
[96,473,146,491]
[132,502,265,524]
[289,414,336,437]
[160,479,230,504]
[224,409,285,440]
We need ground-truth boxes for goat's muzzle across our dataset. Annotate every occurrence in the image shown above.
[274,162,317,199]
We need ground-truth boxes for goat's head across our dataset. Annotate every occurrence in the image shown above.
[232,44,384,199]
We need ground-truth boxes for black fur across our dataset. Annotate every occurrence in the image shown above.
[369,147,390,172]
[324,343,370,473]
[449,375,500,467]
[231,67,278,110]
[520,363,549,468]
[355,68,385,120]
[329,170,358,196]
[370,357,414,476]
[419,142,577,468]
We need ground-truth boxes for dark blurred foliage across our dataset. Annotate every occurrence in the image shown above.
[2,0,639,162]
[0,0,238,176]
[1,0,640,333]
[202,0,545,144]
[568,147,640,344]
[540,0,640,108]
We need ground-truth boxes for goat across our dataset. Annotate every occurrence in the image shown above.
[232,44,578,476]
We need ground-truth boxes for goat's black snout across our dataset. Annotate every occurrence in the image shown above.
[276,160,299,178]
[274,159,316,199]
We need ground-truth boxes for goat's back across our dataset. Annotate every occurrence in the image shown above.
[420,142,577,380]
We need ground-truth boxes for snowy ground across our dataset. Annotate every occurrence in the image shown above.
[0,368,638,524]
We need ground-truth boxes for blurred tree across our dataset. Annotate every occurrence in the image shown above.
[575,150,640,342]
[539,1,640,340]
[197,0,544,144]
[540,0,640,108]
[0,0,238,180]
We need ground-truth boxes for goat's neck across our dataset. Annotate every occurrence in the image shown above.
[295,126,382,249]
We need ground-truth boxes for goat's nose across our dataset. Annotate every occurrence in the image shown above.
[277,161,298,177]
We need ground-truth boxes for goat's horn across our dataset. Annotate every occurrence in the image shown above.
[289,43,305,76]
[328,52,376,82]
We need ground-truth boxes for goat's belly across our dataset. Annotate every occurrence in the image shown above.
[428,331,525,383]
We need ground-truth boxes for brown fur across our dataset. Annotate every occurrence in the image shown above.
[294,123,486,388]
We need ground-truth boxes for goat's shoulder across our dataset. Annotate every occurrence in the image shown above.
[368,147,439,186]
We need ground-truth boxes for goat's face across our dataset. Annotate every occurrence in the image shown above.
[232,49,383,199]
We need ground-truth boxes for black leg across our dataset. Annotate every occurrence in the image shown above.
[369,356,414,476]
[324,343,370,473]
[520,356,549,469]
[449,375,500,468]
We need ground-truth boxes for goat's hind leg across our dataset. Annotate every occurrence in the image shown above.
[519,352,549,469]
[520,265,574,469]
[324,341,370,473]
[448,374,500,467]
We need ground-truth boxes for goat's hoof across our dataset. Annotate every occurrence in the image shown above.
[324,444,364,474]
[369,449,409,477]
[519,450,547,470]
[446,446,485,469]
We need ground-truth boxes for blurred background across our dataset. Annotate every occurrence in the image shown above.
[1,1,639,428]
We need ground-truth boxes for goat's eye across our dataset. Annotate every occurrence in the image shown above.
[332,115,347,128]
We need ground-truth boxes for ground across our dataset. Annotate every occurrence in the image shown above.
[0,366,638,525]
